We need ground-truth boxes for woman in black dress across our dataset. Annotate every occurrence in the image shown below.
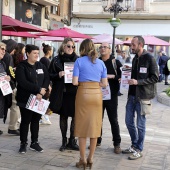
[49,38,79,152]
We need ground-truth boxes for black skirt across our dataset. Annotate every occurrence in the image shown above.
[58,92,76,117]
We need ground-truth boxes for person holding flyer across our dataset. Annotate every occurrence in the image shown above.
[97,42,122,154]
[48,38,79,152]
[0,42,11,137]
[15,45,50,154]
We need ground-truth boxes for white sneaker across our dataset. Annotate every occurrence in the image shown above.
[40,115,52,125]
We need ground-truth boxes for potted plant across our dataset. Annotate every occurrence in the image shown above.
[108,18,121,28]
[164,87,170,97]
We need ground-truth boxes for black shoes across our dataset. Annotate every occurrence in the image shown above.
[59,137,79,151]
[118,92,123,96]
[66,138,79,151]
[30,142,43,152]
[19,142,43,154]
[8,129,20,135]
[165,82,170,85]
[19,143,28,154]
[60,137,67,152]
[0,130,3,135]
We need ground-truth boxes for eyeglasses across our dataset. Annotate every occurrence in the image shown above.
[99,46,110,49]
[66,45,75,49]
[0,47,6,51]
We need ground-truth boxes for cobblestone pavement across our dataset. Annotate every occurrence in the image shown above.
[0,82,169,170]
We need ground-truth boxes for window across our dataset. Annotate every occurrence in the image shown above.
[136,0,144,11]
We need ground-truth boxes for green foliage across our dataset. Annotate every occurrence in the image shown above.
[163,87,170,97]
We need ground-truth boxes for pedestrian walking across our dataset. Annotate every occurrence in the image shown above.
[158,51,169,84]
[15,44,50,154]
[48,38,79,152]
[122,36,159,160]
[98,42,122,154]
[72,39,107,169]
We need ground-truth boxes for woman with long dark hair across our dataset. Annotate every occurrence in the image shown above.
[13,43,25,68]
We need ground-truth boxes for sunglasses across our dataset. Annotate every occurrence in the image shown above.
[66,45,75,49]
[0,47,6,51]
[99,46,110,49]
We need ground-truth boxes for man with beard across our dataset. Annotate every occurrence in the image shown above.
[122,36,158,160]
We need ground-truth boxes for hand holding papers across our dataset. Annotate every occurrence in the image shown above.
[64,62,74,83]
[26,94,50,115]
[120,64,132,90]
[101,85,111,100]
[0,72,12,96]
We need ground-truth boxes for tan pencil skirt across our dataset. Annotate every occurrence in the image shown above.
[74,82,102,138]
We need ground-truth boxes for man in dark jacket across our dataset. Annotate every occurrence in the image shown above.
[97,42,122,154]
[122,36,159,160]
[2,39,20,135]
[158,51,169,83]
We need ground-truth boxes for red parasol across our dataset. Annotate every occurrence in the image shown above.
[2,15,45,32]
[36,27,91,39]
[2,31,38,38]
[123,35,170,46]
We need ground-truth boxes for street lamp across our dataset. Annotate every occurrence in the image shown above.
[102,0,132,58]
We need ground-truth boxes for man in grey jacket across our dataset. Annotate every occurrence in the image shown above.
[122,36,159,160]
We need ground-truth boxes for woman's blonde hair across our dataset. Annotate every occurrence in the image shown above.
[58,37,75,55]
[79,39,98,63]
[0,42,6,48]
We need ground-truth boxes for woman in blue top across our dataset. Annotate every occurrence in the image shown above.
[72,39,107,169]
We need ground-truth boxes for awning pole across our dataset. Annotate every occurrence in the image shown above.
[0,0,2,41]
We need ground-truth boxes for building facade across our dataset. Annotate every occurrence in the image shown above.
[71,0,170,39]
[2,0,71,31]
[70,0,170,55]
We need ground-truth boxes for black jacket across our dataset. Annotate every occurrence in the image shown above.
[129,50,159,99]
[15,60,50,107]
[48,54,78,113]
[2,52,16,89]
[100,57,122,96]
[0,60,12,123]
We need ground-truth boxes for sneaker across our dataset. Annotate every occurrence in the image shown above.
[114,146,121,154]
[19,143,27,154]
[30,142,43,152]
[8,129,20,135]
[40,115,52,125]
[128,151,143,160]
[122,146,136,154]
[165,82,170,85]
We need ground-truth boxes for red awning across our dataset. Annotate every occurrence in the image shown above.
[2,15,45,32]
[2,31,38,38]
[36,27,91,39]
[123,35,170,46]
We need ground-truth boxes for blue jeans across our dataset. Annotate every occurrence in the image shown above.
[159,65,165,82]
[125,95,146,151]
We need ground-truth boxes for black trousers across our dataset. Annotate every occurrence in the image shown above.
[19,107,41,144]
[100,95,121,146]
